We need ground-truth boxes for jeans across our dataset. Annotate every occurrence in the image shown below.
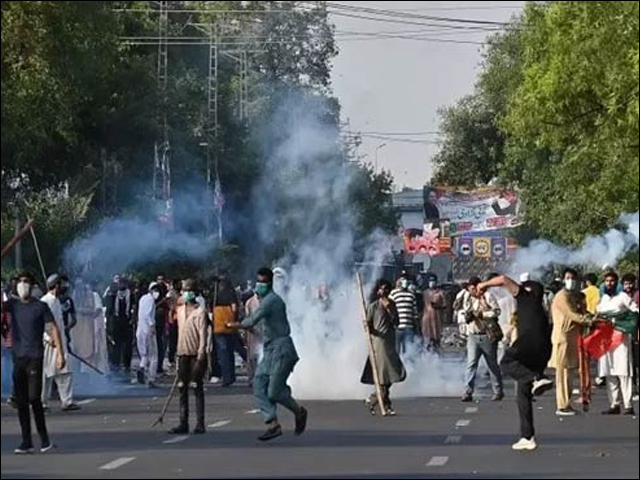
[396,329,416,356]
[215,334,239,386]
[465,333,503,396]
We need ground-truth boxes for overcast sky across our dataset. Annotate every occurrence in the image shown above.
[329,1,523,190]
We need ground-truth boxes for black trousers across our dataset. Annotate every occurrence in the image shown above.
[501,349,543,441]
[167,323,179,365]
[156,313,167,374]
[177,356,206,427]
[13,357,49,446]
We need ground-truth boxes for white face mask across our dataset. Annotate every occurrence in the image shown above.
[152,291,160,300]
[564,279,578,291]
[17,282,31,300]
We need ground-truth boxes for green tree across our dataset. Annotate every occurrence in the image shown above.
[502,1,639,243]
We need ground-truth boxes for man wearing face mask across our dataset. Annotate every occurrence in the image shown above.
[390,274,418,356]
[41,275,80,412]
[4,273,66,454]
[422,275,446,352]
[226,268,308,442]
[549,268,593,416]
[597,271,638,415]
[137,283,161,388]
[168,279,209,435]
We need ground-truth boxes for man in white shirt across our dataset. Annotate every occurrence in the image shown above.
[137,283,161,388]
[41,275,80,412]
[598,271,639,416]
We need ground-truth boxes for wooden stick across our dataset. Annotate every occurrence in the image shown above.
[356,272,387,417]
[152,374,180,427]
[1,220,35,261]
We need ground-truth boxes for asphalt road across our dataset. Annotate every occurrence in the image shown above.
[1,378,638,479]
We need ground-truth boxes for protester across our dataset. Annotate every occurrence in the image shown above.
[4,273,66,454]
[480,275,553,451]
[361,279,406,416]
[226,268,307,442]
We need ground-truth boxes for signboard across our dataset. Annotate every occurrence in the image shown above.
[423,186,521,235]
[473,238,491,259]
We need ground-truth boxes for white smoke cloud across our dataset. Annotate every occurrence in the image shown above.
[252,91,463,400]
[511,212,639,278]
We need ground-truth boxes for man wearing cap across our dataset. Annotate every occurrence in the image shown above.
[41,274,80,412]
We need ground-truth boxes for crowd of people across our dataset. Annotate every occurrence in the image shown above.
[1,264,638,454]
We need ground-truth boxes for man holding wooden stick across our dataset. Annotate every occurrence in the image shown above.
[359,277,406,417]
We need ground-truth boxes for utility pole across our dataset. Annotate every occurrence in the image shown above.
[155,1,171,216]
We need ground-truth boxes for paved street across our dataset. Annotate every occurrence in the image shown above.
[1,379,638,479]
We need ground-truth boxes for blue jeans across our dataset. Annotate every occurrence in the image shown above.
[465,334,503,395]
[396,329,416,356]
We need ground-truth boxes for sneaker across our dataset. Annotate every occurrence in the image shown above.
[40,441,55,453]
[556,408,577,416]
[62,403,81,412]
[461,393,473,403]
[294,407,308,436]
[602,406,621,415]
[209,377,221,385]
[258,424,283,442]
[364,398,376,416]
[14,443,35,455]
[492,393,504,402]
[623,408,635,416]
[512,437,537,451]
[532,378,554,397]
[384,407,397,417]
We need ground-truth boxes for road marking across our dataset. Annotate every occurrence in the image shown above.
[456,419,471,427]
[163,435,189,445]
[99,457,136,470]
[245,409,260,414]
[77,398,97,406]
[208,420,232,429]
[426,456,449,467]
[465,407,478,414]
[445,435,462,444]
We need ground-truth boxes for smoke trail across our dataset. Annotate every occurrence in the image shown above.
[63,189,217,281]
[511,212,640,277]
[250,91,464,400]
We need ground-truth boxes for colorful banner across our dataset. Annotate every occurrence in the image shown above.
[423,186,521,235]
[403,224,452,257]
